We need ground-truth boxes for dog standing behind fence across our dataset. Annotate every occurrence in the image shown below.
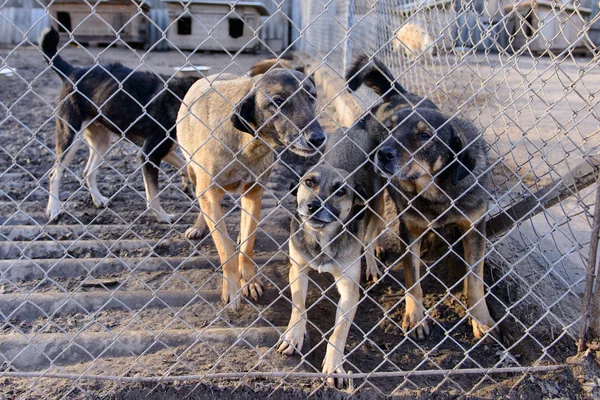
[394,23,434,61]
[278,156,368,387]
[177,69,325,310]
[39,27,198,223]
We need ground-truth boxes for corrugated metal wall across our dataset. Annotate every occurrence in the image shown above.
[0,7,49,45]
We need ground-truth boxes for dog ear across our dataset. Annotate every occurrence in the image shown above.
[307,73,316,90]
[449,125,477,185]
[353,183,368,220]
[230,93,256,134]
[289,179,299,197]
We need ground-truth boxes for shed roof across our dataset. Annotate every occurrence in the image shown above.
[49,0,150,9]
[161,0,269,16]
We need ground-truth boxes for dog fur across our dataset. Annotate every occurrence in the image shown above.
[394,23,433,61]
[247,58,294,77]
[40,27,198,223]
[278,163,367,388]
[345,55,439,264]
[374,107,497,340]
[177,68,325,310]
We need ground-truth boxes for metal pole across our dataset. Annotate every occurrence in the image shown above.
[578,180,600,352]
[342,0,355,76]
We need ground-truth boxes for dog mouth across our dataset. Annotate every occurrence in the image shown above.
[375,161,397,178]
[297,211,336,228]
[375,161,422,181]
[287,137,325,157]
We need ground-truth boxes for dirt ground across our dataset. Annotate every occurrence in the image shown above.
[0,44,596,399]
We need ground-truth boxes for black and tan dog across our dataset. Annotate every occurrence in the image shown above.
[278,155,368,387]
[40,27,197,222]
[177,68,325,310]
[374,107,497,340]
[346,54,438,131]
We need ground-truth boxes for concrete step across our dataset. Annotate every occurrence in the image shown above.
[0,326,283,371]
[0,254,287,282]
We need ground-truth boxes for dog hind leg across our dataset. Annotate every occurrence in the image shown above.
[46,110,82,221]
[83,124,111,208]
[139,139,171,223]
[163,149,195,199]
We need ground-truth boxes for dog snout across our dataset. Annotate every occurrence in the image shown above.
[307,131,326,148]
[306,200,321,213]
[378,146,397,162]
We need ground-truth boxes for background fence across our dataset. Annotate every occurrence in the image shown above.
[1,0,600,398]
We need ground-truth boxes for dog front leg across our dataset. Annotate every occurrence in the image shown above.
[462,221,497,340]
[184,165,208,240]
[278,243,309,356]
[238,184,265,301]
[322,263,360,388]
[401,225,430,340]
[199,187,241,310]
[364,193,386,282]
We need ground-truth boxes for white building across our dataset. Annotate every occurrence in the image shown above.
[163,0,269,52]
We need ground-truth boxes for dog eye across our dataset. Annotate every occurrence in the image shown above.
[272,97,284,107]
[305,178,314,187]
[335,187,346,196]
[418,132,431,141]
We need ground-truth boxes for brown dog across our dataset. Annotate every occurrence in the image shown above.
[177,69,325,310]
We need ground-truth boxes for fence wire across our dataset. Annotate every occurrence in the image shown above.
[0,0,599,398]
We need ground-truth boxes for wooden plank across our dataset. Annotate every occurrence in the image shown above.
[487,156,600,237]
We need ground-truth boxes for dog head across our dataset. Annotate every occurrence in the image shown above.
[375,108,477,186]
[292,165,367,231]
[230,69,326,156]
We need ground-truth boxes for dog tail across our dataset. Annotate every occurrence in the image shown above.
[39,27,73,80]
[345,54,408,101]
[248,58,293,77]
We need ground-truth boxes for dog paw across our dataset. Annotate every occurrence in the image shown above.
[185,226,208,240]
[277,324,307,356]
[91,194,109,208]
[241,278,264,302]
[46,203,61,222]
[470,306,498,341]
[221,277,242,311]
[322,361,349,388]
[183,184,195,200]
[365,262,382,283]
[402,304,430,340]
[374,244,387,260]
[153,211,172,224]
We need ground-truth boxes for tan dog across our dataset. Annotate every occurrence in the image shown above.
[247,58,294,76]
[394,23,433,61]
[177,69,325,310]
[278,164,366,388]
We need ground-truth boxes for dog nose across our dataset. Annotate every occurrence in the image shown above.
[308,132,326,148]
[306,200,321,213]
[378,146,397,161]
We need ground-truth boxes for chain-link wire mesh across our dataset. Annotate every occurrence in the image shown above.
[1,0,599,397]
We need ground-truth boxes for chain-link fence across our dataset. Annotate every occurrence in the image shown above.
[1,0,599,398]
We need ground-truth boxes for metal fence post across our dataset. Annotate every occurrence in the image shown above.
[342,0,354,77]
